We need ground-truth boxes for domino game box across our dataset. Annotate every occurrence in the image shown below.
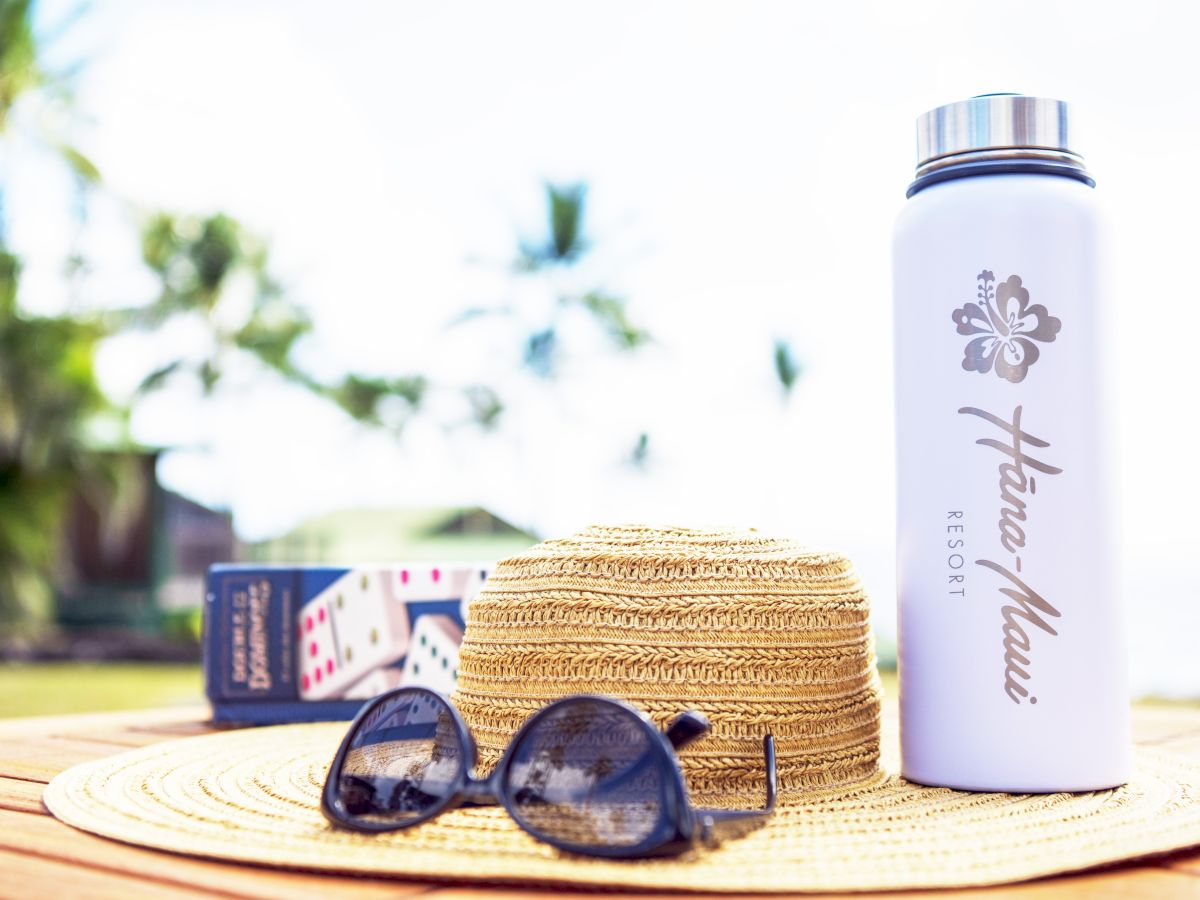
[203,563,487,723]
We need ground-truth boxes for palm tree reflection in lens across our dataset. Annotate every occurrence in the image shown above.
[323,688,777,857]
[503,699,664,849]
[336,693,463,824]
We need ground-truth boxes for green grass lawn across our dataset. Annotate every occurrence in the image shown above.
[0,663,204,718]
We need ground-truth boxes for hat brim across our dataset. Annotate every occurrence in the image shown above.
[43,722,1200,893]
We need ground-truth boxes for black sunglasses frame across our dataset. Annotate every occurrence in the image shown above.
[321,687,777,859]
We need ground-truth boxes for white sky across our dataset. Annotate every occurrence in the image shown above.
[8,0,1200,694]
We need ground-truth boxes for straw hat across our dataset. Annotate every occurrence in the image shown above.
[45,526,1200,892]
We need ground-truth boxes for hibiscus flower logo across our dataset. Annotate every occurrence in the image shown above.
[951,270,1061,384]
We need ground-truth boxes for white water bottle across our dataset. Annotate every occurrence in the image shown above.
[893,94,1130,791]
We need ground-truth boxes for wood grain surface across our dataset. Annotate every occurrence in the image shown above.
[2,703,1199,899]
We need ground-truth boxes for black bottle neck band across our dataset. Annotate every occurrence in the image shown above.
[906,158,1096,198]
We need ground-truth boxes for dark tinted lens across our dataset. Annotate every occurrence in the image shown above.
[503,699,666,849]
[334,690,463,825]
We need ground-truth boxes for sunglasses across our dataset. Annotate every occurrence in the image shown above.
[321,686,777,858]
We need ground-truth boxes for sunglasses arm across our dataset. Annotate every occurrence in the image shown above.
[696,734,777,847]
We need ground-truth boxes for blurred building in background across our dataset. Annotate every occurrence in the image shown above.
[56,451,235,630]
[248,506,536,565]
[53,460,531,639]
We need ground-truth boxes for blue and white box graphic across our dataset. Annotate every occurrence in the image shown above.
[204,564,487,723]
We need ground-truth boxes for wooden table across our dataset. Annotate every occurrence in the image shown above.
[3,704,1200,899]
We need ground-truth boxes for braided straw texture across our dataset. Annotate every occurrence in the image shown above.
[44,723,1200,892]
[453,525,883,807]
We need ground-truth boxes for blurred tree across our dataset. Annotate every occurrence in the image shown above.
[1,4,641,630]
[0,0,111,630]
[112,212,427,431]
[0,0,431,629]
[0,0,101,199]
[521,184,649,375]
[0,251,110,627]
[461,182,650,427]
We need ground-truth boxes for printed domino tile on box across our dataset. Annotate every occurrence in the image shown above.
[297,569,411,699]
[401,614,464,696]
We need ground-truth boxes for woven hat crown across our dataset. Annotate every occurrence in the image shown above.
[452,524,882,806]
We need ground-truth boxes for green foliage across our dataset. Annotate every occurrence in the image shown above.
[131,212,286,327]
[0,249,17,313]
[773,338,803,395]
[0,250,110,627]
[0,0,39,132]
[0,0,108,630]
[122,211,427,430]
[329,374,427,426]
[0,1,662,632]
[464,385,503,429]
[467,183,650,439]
[579,291,650,350]
[454,186,649,428]
[54,141,100,183]
[519,183,589,269]
[0,1,99,204]
[548,183,587,261]
[0,0,433,626]
[629,432,649,468]
[160,607,203,645]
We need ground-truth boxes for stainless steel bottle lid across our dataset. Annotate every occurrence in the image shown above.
[909,94,1091,195]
